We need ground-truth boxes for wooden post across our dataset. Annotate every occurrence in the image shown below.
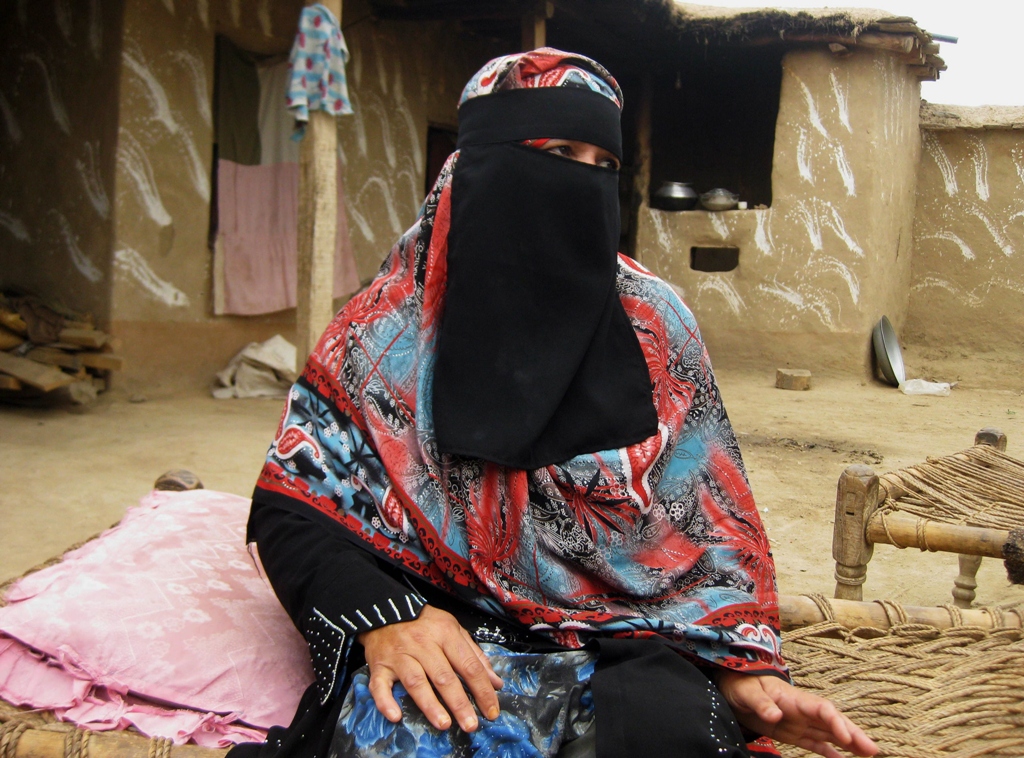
[521,1,552,51]
[296,0,342,365]
[952,554,983,608]
[627,74,651,259]
[948,428,1006,607]
[832,464,879,601]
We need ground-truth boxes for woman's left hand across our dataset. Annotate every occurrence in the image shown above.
[716,671,879,758]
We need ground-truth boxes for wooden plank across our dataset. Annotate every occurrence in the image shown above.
[866,512,1009,558]
[0,309,27,336]
[295,0,342,365]
[59,328,107,348]
[521,0,550,50]
[0,373,22,390]
[26,347,82,370]
[0,327,24,350]
[80,352,125,371]
[780,594,1023,632]
[0,352,75,391]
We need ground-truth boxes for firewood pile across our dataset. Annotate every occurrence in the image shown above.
[0,295,123,404]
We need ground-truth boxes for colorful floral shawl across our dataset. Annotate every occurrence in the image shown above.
[256,50,787,683]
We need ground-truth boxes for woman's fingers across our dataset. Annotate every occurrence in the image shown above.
[461,628,505,692]
[359,605,504,732]
[446,631,502,721]
[366,663,404,723]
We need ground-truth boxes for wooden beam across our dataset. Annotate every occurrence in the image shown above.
[0,352,75,392]
[780,594,1023,631]
[296,0,342,365]
[866,512,1009,558]
[521,1,551,51]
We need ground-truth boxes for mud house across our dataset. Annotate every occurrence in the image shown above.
[5,0,1017,393]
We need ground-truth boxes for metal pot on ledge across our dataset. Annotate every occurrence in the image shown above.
[652,181,698,211]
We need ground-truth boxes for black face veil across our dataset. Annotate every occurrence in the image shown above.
[432,87,659,469]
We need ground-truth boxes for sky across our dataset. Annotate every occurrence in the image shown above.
[696,0,1024,106]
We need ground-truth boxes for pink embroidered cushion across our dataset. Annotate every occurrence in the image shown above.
[0,490,313,746]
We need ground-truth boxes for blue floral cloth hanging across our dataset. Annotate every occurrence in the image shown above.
[286,3,353,128]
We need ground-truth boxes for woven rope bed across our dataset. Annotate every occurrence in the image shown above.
[778,595,1024,758]
[3,542,1023,757]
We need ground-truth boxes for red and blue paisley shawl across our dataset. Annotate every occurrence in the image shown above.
[257,152,785,683]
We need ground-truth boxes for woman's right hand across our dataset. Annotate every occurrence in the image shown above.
[357,604,504,733]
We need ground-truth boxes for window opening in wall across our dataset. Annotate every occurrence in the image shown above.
[425,125,458,196]
[649,45,784,209]
[691,246,739,272]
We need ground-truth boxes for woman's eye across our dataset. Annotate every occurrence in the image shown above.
[547,145,573,158]
[599,158,620,170]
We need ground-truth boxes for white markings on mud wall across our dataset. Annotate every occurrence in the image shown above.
[114,246,190,306]
[789,69,855,196]
[370,32,389,96]
[363,100,397,168]
[53,210,103,282]
[76,141,110,219]
[793,202,822,251]
[1013,146,1024,188]
[757,280,836,330]
[963,200,1015,257]
[829,71,851,133]
[356,177,403,235]
[792,200,862,256]
[176,121,211,202]
[811,256,860,304]
[753,209,774,256]
[391,65,424,175]
[88,0,102,59]
[160,0,174,14]
[921,231,975,261]
[123,47,210,201]
[117,129,172,226]
[796,128,813,185]
[833,146,855,197]
[923,132,957,197]
[793,73,826,138]
[912,275,1024,307]
[697,276,745,316]
[123,50,178,134]
[823,202,862,256]
[197,0,209,30]
[0,211,31,243]
[24,53,71,134]
[710,213,729,240]
[346,204,375,244]
[968,136,990,201]
[258,0,273,36]
[55,0,73,43]
[171,50,211,127]
[0,92,22,144]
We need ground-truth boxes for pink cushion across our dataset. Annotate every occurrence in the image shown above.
[0,490,313,746]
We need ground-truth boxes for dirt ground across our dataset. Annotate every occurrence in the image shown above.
[1,360,1021,611]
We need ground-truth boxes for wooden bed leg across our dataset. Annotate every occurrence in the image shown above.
[975,427,1007,451]
[833,464,879,601]
[952,553,983,608]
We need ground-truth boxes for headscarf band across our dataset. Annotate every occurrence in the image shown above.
[456,87,623,160]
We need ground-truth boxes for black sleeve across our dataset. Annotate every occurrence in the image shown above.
[248,501,426,704]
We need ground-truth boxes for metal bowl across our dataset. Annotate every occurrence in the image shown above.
[872,315,906,387]
[700,188,739,212]
[653,181,699,211]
